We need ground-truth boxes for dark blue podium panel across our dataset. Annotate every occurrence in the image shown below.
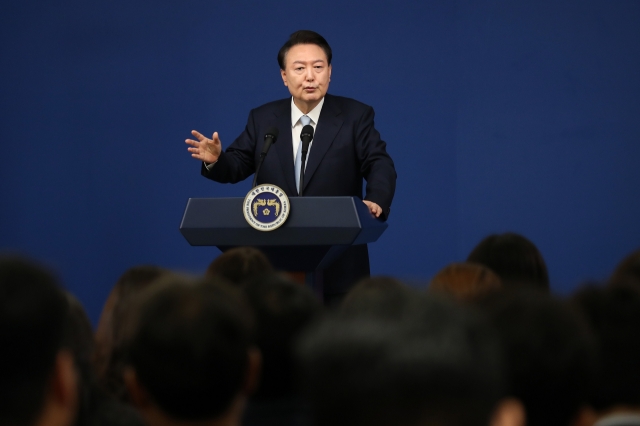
[180,196,388,272]
[179,196,387,247]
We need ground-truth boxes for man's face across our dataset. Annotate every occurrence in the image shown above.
[280,43,331,112]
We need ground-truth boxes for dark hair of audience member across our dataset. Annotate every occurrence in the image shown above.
[125,275,256,421]
[242,273,322,400]
[206,247,273,285]
[63,293,95,426]
[476,289,595,426]
[277,30,332,70]
[64,293,143,426]
[0,257,73,426]
[94,265,169,401]
[429,262,501,302]
[609,247,640,289]
[297,295,510,426]
[467,232,550,291]
[339,275,414,320]
[572,284,640,414]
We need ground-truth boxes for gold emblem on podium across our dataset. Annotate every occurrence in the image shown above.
[243,184,290,231]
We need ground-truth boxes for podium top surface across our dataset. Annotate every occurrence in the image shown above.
[180,196,387,247]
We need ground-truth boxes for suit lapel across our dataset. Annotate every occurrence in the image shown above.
[303,95,343,191]
[273,101,297,195]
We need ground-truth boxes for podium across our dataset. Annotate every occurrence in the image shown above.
[179,196,388,294]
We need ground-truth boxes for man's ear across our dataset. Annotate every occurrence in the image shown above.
[243,347,262,396]
[37,350,78,426]
[328,63,332,81]
[51,350,78,413]
[281,69,288,87]
[490,397,526,426]
[570,406,597,426]
[123,367,151,409]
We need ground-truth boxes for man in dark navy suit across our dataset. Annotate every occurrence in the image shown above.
[186,30,396,303]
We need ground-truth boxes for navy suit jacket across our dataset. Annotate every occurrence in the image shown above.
[201,94,396,294]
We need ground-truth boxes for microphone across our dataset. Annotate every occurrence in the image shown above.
[298,124,315,196]
[253,127,279,188]
[261,127,279,156]
[300,124,314,149]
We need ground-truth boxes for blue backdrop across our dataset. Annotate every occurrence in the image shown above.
[2,0,639,324]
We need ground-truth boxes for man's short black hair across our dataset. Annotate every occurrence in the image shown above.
[242,273,322,400]
[95,265,169,401]
[126,275,254,421]
[297,295,506,426]
[63,293,145,426]
[277,30,332,70]
[476,289,596,426]
[467,232,550,290]
[206,247,273,285]
[572,284,640,411]
[339,276,416,321]
[0,257,70,426]
[610,247,640,289]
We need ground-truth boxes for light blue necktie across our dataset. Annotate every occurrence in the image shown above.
[295,115,311,194]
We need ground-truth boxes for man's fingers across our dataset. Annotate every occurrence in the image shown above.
[191,130,206,141]
[363,200,382,218]
[186,130,222,163]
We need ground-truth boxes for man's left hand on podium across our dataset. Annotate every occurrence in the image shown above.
[363,200,382,218]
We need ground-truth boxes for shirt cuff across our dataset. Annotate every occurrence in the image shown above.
[204,160,217,170]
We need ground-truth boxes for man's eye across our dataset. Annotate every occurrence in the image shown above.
[295,67,304,71]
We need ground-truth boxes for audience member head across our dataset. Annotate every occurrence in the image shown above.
[609,247,640,289]
[63,293,145,426]
[467,232,550,291]
[298,295,524,426]
[476,289,595,426]
[242,273,322,400]
[94,265,169,400]
[124,275,259,425]
[572,284,640,418]
[340,275,415,320]
[277,30,332,70]
[206,247,273,285]
[61,293,96,425]
[429,262,502,302]
[63,293,94,374]
[0,257,78,426]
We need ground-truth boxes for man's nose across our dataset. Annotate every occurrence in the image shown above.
[305,68,315,81]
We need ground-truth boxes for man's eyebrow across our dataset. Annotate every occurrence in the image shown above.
[292,59,326,64]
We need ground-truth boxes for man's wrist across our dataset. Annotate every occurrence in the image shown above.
[204,160,218,170]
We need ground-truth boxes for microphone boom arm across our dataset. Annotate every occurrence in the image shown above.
[252,128,279,188]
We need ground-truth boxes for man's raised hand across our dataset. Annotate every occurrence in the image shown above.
[185,130,222,164]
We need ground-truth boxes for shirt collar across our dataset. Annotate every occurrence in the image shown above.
[594,414,640,426]
[290,97,324,127]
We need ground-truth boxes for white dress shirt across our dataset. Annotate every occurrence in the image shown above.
[594,414,640,426]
